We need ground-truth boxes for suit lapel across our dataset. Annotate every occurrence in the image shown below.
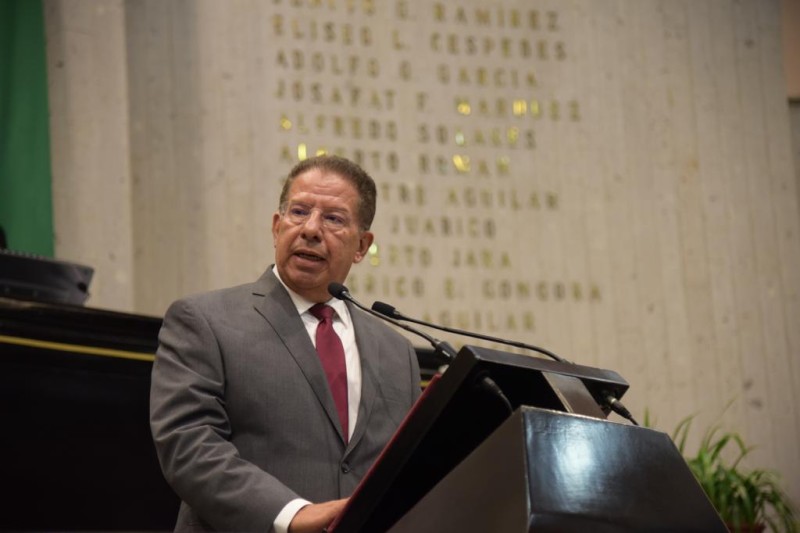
[346,301,378,453]
[251,269,347,445]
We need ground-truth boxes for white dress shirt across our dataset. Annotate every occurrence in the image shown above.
[272,267,362,532]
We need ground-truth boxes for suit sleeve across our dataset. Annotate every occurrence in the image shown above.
[407,342,422,404]
[149,297,299,531]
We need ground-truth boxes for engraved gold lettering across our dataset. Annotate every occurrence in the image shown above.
[418,124,429,143]
[276,50,289,68]
[550,100,560,120]
[523,312,535,331]
[437,125,448,144]
[364,274,375,294]
[537,282,548,301]
[273,14,284,35]
[506,314,516,329]
[466,36,477,54]
[453,154,470,173]
[444,277,456,299]
[572,283,583,301]
[547,11,559,31]
[497,154,510,175]
[412,278,425,297]
[399,61,412,80]
[437,65,450,84]
[447,34,458,54]
[367,243,379,266]
[520,39,532,58]
[537,39,548,60]
[351,117,362,138]
[396,0,409,18]
[556,41,566,60]
[525,131,536,149]
[517,282,530,298]
[482,280,494,298]
[417,92,428,111]
[419,154,429,173]
[529,10,540,30]
[361,26,372,46]
[441,217,451,236]
[434,3,445,22]
[430,32,441,52]
[554,282,565,300]
[368,58,379,77]
[392,30,406,50]
[310,83,322,103]
[530,99,541,118]
[591,285,602,301]
[569,100,581,121]
[507,127,519,146]
[437,156,448,175]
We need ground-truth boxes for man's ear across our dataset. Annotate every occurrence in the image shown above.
[271,212,281,247]
[353,231,374,263]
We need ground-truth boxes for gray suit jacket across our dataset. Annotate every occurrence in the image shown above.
[150,268,421,532]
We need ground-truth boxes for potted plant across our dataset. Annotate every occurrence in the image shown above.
[671,415,797,533]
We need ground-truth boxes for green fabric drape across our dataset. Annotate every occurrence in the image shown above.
[0,0,54,256]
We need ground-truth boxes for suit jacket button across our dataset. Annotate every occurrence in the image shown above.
[341,462,351,474]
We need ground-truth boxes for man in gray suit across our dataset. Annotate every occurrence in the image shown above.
[150,155,421,532]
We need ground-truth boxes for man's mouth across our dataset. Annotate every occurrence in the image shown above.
[294,251,325,262]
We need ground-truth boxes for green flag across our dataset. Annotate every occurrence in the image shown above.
[0,0,54,256]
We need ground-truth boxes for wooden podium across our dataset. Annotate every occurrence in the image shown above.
[329,345,725,532]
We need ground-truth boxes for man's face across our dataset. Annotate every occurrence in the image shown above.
[272,168,374,302]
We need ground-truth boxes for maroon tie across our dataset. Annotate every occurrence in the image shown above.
[309,303,349,441]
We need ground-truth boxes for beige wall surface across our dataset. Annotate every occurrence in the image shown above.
[46,0,800,505]
[782,0,800,97]
[45,0,135,310]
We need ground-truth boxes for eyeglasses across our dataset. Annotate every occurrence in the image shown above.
[280,203,353,231]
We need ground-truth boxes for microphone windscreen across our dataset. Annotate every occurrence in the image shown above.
[328,282,349,299]
[371,301,397,318]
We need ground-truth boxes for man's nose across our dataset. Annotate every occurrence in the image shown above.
[300,210,323,237]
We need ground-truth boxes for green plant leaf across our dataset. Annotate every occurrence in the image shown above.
[657,405,798,532]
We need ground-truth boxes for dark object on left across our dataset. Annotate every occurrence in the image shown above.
[0,249,94,305]
[0,295,179,531]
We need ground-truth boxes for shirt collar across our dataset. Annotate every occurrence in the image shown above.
[272,265,352,327]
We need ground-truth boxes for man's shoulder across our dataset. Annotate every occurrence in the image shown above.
[166,270,278,315]
[173,281,256,307]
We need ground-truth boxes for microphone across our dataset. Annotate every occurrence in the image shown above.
[328,283,512,414]
[371,301,569,363]
[328,283,457,361]
[371,300,638,425]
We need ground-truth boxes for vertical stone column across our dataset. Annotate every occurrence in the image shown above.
[44,0,134,310]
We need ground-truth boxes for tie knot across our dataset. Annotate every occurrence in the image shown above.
[309,303,335,322]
